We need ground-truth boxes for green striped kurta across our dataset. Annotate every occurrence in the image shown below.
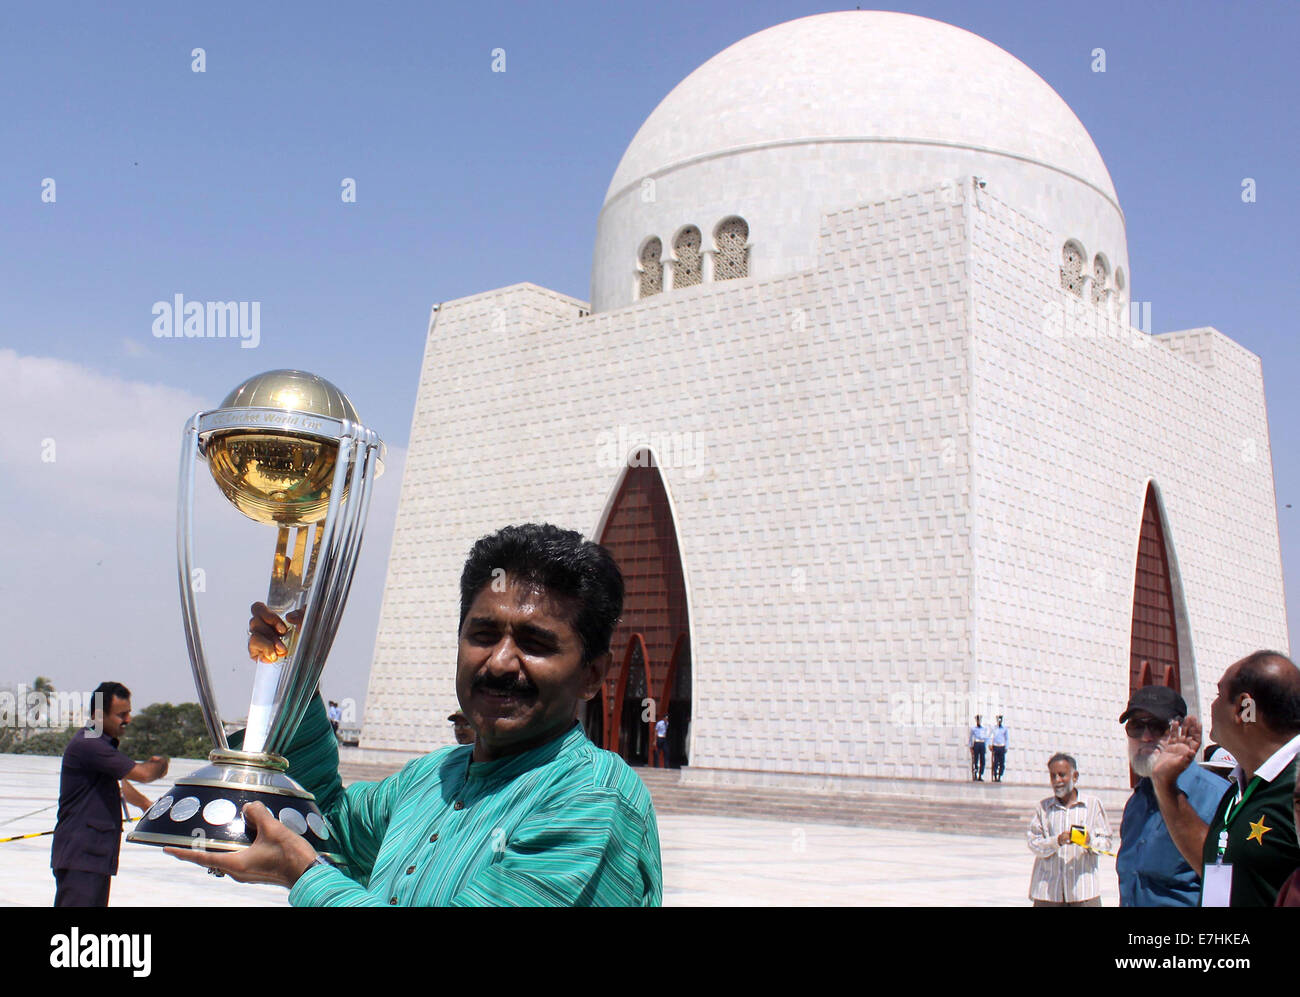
[279,697,663,907]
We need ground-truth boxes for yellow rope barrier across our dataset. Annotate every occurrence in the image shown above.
[0,816,139,844]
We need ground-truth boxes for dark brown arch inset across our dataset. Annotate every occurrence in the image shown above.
[1129,484,1182,699]
[592,452,691,767]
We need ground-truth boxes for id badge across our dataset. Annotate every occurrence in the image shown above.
[1202,863,1232,907]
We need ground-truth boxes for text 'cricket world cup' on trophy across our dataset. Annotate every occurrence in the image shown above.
[127,370,384,862]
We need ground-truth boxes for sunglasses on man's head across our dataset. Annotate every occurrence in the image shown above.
[1125,717,1172,738]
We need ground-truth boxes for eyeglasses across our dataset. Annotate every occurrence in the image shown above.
[1125,717,1171,739]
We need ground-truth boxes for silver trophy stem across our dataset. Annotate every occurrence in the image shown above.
[315,430,379,663]
[262,427,358,754]
[299,435,376,688]
[283,432,360,740]
[301,431,375,671]
[177,414,229,750]
[265,428,379,755]
[246,428,355,754]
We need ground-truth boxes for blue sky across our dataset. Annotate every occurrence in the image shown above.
[1,0,1296,723]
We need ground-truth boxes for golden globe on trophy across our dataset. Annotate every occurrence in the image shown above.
[127,370,384,860]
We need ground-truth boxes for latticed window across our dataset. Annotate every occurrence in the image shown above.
[1060,242,1084,297]
[713,217,749,280]
[1091,255,1110,306]
[638,238,663,298]
[672,226,702,288]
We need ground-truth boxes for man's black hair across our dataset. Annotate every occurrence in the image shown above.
[1227,650,1300,734]
[458,524,624,665]
[90,681,131,716]
[1047,752,1077,771]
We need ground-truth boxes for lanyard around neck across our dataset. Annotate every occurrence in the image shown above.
[1216,774,1258,863]
[1223,776,1261,828]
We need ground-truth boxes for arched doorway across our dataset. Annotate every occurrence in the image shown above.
[595,450,692,768]
[1128,483,1184,784]
[1129,485,1182,697]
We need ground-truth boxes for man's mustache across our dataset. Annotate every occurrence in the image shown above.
[472,672,538,697]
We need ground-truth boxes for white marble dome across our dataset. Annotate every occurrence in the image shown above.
[591,11,1128,313]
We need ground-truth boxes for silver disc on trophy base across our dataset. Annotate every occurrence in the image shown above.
[127,370,383,863]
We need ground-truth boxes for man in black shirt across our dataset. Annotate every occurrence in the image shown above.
[51,681,169,907]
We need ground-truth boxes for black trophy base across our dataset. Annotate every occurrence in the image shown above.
[126,751,344,864]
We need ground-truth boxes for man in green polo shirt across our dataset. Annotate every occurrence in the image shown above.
[168,523,663,906]
[1150,650,1300,906]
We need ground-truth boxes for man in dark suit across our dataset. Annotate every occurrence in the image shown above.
[51,681,169,907]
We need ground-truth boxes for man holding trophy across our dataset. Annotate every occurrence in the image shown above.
[135,370,662,905]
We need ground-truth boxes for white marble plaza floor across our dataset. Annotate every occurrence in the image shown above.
[0,754,1119,907]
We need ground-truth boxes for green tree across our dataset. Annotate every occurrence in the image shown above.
[119,702,212,760]
[2,676,63,754]
[32,676,55,728]
[11,726,79,755]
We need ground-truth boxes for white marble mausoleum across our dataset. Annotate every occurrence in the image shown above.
[356,11,1289,793]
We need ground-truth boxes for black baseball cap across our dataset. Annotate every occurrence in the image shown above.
[1119,685,1187,724]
